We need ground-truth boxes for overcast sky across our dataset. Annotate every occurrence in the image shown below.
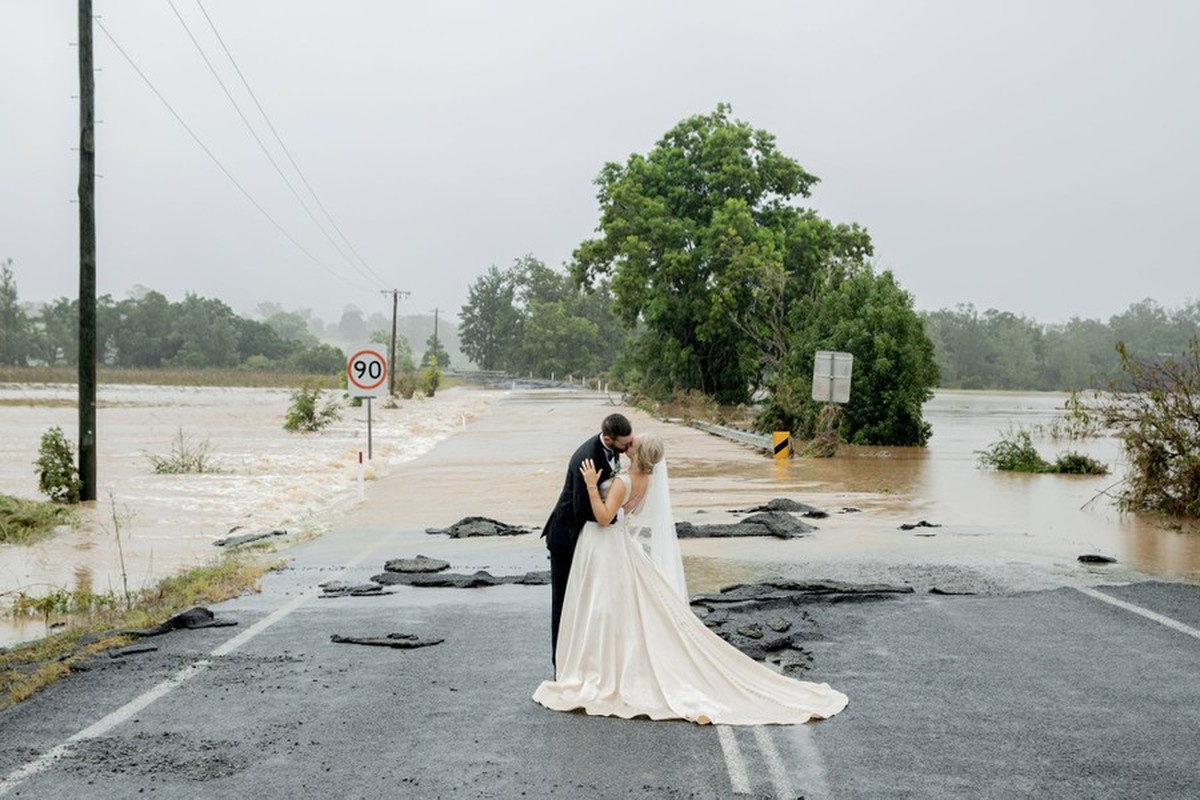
[3,0,1197,328]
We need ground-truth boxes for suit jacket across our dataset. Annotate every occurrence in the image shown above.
[543,433,616,555]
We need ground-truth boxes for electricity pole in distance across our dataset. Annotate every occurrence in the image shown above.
[381,289,409,396]
[78,0,97,500]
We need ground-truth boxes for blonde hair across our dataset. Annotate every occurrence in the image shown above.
[632,435,665,472]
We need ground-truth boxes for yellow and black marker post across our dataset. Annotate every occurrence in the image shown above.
[772,431,791,460]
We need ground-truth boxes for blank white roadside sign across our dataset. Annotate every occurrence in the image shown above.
[812,351,853,403]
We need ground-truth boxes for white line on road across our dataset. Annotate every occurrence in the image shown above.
[1076,586,1200,641]
[0,660,212,795]
[0,541,388,797]
[753,726,797,800]
[717,725,751,794]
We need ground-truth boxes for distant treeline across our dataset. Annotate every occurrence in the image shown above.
[3,259,1196,391]
[922,299,1200,391]
[0,260,461,375]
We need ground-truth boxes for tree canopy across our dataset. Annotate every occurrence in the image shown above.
[572,104,873,405]
[458,255,621,378]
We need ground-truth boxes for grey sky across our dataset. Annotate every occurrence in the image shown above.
[3,0,1197,328]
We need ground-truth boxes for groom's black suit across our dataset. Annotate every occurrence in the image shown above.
[543,433,617,665]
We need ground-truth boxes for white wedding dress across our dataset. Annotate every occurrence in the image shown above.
[533,462,848,725]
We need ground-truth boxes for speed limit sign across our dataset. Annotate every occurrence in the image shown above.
[347,347,388,398]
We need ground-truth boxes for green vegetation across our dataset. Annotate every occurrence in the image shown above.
[923,300,1200,392]
[1,553,276,710]
[0,494,76,545]
[144,428,224,474]
[757,269,939,446]
[459,255,621,378]
[283,381,342,432]
[34,427,82,503]
[569,104,937,445]
[417,356,443,397]
[1077,338,1200,517]
[573,104,872,406]
[977,428,1108,475]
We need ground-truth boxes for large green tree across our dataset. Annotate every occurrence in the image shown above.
[167,294,240,368]
[507,256,622,378]
[458,264,521,371]
[111,290,175,367]
[760,268,939,446]
[572,104,871,404]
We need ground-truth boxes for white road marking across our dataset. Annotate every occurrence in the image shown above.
[1076,586,1200,641]
[753,726,797,800]
[0,541,386,797]
[717,725,752,794]
[0,660,211,795]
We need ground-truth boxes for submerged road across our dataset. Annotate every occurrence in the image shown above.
[1,390,1198,798]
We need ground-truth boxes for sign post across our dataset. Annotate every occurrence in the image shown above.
[347,346,388,460]
[811,351,854,452]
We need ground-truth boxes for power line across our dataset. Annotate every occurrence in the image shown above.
[94,17,375,293]
[195,0,388,287]
[166,0,378,288]
[176,0,390,290]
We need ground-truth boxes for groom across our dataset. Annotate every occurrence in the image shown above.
[542,412,634,665]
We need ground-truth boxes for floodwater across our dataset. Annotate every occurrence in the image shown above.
[2,384,1197,648]
[0,383,498,647]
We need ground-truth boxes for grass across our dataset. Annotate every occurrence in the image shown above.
[0,495,77,545]
[0,552,280,711]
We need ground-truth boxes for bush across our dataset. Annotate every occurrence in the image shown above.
[1079,338,1200,517]
[144,428,224,474]
[976,429,1050,473]
[283,381,342,432]
[1051,452,1109,475]
[34,427,81,504]
[417,361,442,397]
[977,428,1109,476]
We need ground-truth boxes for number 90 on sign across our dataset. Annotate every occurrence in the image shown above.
[347,349,388,397]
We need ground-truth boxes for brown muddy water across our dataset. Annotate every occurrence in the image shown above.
[2,384,1197,648]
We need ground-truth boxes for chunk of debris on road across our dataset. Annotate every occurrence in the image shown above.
[384,555,450,573]
[899,520,941,531]
[675,511,817,539]
[1077,553,1118,564]
[318,581,393,598]
[78,606,237,645]
[731,498,829,518]
[330,633,444,649]
[214,529,287,548]
[424,516,534,537]
[371,568,551,588]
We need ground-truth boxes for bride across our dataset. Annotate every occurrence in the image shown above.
[533,435,849,725]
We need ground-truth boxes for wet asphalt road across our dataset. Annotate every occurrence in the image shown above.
[2,391,1199,798]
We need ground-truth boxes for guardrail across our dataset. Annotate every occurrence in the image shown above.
[688,420,774,453]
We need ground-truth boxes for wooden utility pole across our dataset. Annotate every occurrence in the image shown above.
[431,307,439,363]
[381,289,409,396]
[78,0,97,500]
